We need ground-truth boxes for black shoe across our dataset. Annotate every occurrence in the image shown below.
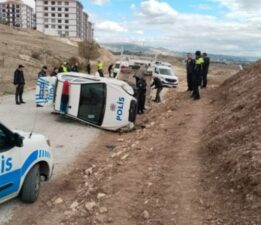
[20,101,26,104]
[16,102,20,105]
[36,104,43,107]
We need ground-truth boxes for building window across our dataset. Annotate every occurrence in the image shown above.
[58,13,62,17]
[44,18,48,22]
[58,25,62,29]
[44,13,48,16]
[58,1,62,5]
[51,19,55,23]
[44,7,48,10]
[51,24,55,28]
[45,24,49,28]
[58,19,62,23]
[65,20,69,23]
[58,7,62,11]
[44,1,48,5]
[51,1,55,5]
[64,2,69,5]
[65,25,69,29]
[65,14,69,17]
[65,8,69,12]
[51,13,55,17]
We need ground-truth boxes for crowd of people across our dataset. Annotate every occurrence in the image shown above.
[186,51,210,100]
[13,53,210,107]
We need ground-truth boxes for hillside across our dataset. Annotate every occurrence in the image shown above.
[0,25,115,95]
[202,61,261,224]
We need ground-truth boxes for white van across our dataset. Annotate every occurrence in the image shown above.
[0,122,53,204]
[54,73,137,131]
[153,65,179,88]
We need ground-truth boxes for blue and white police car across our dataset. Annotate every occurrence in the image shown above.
[0,122,53,204]
[53,73,137,131]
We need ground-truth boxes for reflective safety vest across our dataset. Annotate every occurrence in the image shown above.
[63,66,68,72]
[195,57,204,65]
[98,62,104,70]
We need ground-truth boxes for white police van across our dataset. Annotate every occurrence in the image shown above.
[53,73,137,131]
[0,122,53,204]
[153,65,179,88]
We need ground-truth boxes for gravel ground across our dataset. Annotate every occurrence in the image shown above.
[0,91,100,225]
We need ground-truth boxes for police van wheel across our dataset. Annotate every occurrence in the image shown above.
[20,164,41,203]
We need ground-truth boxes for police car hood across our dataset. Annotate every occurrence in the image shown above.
[12,129,46,140]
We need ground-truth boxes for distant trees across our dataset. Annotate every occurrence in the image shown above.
[78,41,100,61]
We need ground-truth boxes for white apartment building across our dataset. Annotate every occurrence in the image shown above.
[0,0,34,28]
[36,0,94,41]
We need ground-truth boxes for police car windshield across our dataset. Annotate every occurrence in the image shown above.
[115,64,120,69]
[159,68,174,76]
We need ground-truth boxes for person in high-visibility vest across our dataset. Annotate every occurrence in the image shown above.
[192,51,204,100]
[97,60,104,77]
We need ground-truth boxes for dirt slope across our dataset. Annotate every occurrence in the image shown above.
[0,24,115,95]
[202,60,261,224]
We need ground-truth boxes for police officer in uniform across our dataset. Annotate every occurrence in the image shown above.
[136,77,147,114]
[13,65,26,105]
[192,51,204,100]
[97,60,104,77]
[151,76,163,103]
[186,53,195,91]
[202,52,210,88]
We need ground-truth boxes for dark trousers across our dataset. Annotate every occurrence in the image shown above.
[187,73,193,91]
[137,90,146,113]
[155,87,163,102]
[15,84,24,103]
[98,70,104,77]
[202,71,208,87]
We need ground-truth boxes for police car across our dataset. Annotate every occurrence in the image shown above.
[0,122,53,204]
[52,72,137,131]
[153,65,179,88]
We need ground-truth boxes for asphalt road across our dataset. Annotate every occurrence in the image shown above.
[0,91,100,225]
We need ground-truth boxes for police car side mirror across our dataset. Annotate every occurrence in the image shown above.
[14,133,23,147]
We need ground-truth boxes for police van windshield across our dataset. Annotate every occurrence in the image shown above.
[78,83,106,126]
[159,68,174,76]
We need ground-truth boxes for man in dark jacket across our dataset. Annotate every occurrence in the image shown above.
[38,66,48,78]
[136,77,147,114]
[151,76,163,103]
[13,65,25,105]
[202,53,210,88]
[72,63,79,72]
[86,61,91,74]
[186,53,194,91]
[192,51,204,100]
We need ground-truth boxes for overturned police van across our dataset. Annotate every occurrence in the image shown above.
[36,73,137,131]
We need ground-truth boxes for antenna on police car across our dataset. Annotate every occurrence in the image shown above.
[29,106,39,139]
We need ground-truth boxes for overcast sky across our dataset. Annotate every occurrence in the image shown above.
[2,0,261,57]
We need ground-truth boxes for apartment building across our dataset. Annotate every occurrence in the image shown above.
[36,0,94,41]
[0,0,34,28]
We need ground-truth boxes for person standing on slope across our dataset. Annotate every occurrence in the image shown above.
[192,51,204,100]
[13,65,26,105]
[151,76,163,103]
[186,53,195,92]
[202,52,210,88]
[97,60,104,77]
